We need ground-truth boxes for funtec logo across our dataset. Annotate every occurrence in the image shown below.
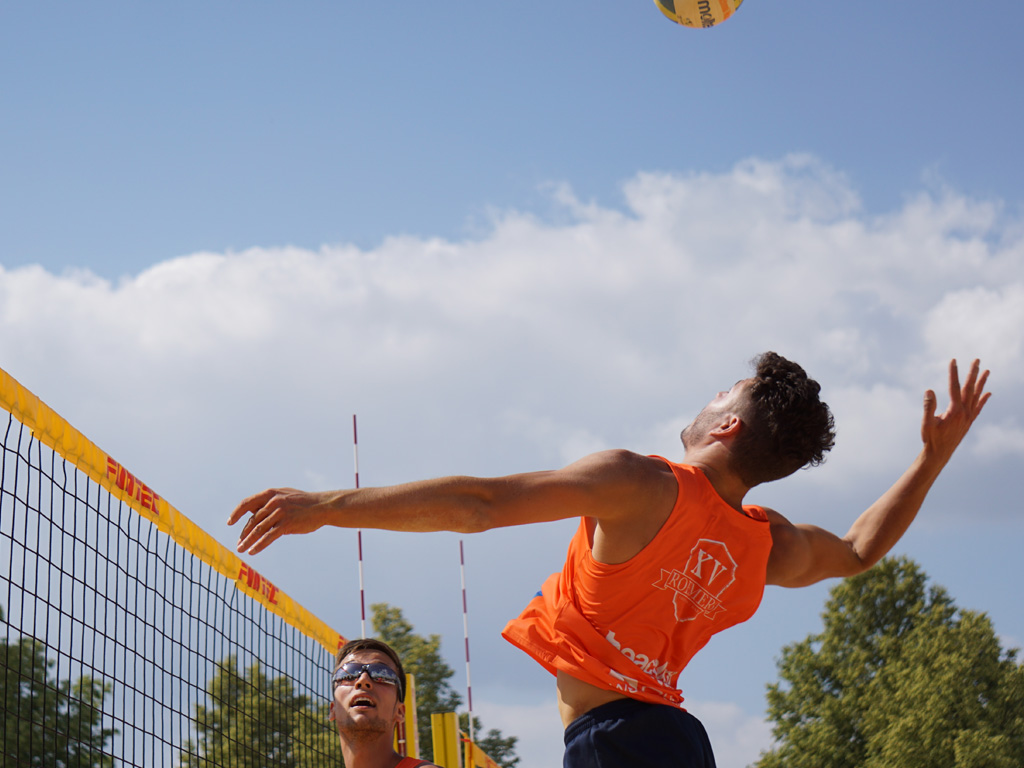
[238,563,280,605]
[653,539,737,622]
[105,456,161,515]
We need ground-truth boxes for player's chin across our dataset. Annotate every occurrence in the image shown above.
[341,712,389,734]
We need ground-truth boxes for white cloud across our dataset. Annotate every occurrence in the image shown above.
[4,156,1018,411]
[820,383,921,481]
[473,697,564,768]
[498,410,612,466]
[971,421,1024,458]
[689,699,775,768]
[923,284,1024,382]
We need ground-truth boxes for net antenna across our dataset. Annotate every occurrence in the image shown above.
[353,414,367,638]
[460,539,475,751]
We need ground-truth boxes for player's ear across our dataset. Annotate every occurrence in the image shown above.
[328,699,337,723]
[710,414,742,437]
[395,702,405,724]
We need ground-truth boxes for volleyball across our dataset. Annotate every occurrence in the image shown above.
[654,0,743,28]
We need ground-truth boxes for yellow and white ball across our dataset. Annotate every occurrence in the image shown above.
[654,0,743,28]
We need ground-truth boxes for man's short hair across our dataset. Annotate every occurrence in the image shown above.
[731,351,836,487]
[335,637,406,701]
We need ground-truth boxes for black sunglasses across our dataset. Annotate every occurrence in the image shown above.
[333,662,403,694]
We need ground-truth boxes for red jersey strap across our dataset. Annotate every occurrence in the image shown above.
[396,758,434,768]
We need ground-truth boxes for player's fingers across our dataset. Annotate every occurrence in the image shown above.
[947,359,963,407]
[923,388,937,415]
[237,507,280,553]
[243,527,278,556]
[227,488,275,526]
[971,368,991,411]
[239,509,264,538]
[976,390,992,417]
[921,388,938,441]
[961,359,981,399]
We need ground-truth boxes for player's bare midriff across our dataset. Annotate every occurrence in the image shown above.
[556,670,634,728]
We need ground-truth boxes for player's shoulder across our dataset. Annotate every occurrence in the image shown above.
[762,507,816,573]
[565,448,654,470]
[568,449,675,484]
[556,451,676,518]
[763,507,796,537]
[762,507,799,544]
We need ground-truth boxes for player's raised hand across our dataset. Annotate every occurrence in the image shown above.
[228,487,331,555]
[921,359,991,464]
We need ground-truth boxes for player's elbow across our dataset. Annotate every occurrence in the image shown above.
[771,531,868,588]
[462,493,524,533]
[448,487,502,533]
[840,538,879,576]
[455,502,494,534]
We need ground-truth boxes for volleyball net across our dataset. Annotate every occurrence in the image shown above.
[0,368,347,767]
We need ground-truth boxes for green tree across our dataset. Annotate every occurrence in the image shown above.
[371,603,519,767]
[758,557,1024,768]
[178,654,340,768]
[1,609,116,768]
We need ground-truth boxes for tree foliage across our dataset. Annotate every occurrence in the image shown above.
[1,608,116,768]
[371,601,461,757]
[757,557,1024,768]
[371,603,519,767]
[178,654,339,768]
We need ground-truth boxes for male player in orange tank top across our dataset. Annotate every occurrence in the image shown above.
[230,353,990,767]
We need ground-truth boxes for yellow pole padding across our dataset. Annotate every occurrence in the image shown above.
[394,674,419,757]
[431,712,461,768]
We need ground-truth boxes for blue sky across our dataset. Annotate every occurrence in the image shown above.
[5,2,1023,277]
[3,3,1023,767]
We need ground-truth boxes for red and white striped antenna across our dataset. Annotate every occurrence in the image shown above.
[353,415,366,638]
[460,539,475,751]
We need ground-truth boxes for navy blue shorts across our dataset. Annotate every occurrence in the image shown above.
[563,698,716,768]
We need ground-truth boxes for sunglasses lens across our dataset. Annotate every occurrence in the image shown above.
[334,662,400,687]
[371,666,400,685]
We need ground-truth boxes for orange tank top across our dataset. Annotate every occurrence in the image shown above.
[502,458,773,707]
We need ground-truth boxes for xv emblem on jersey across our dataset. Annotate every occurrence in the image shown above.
[653,539,737,622]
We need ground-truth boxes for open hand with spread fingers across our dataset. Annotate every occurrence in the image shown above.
[921,359,991,465]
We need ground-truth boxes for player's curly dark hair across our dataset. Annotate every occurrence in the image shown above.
[731,352,836,487]
[335,637,406,700]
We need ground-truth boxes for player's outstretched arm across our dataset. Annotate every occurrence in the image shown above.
[767,359,991,588]
[228,449,667,555]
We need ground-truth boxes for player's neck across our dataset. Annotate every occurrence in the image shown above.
[683,450,749,512]
[339,734,404,768]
